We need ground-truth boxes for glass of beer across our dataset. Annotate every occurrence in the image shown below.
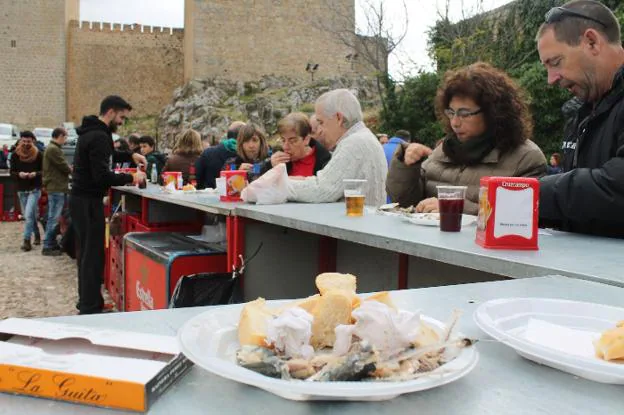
[437,185,467,232]
[344,179,367,217]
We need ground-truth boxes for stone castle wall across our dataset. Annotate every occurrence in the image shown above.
[185,0,361,82]
[0,0,378,128]
[0,0,68,128]
[66,21,184,124]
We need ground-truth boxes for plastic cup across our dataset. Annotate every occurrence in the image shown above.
[343,179,367,217]
[437,185,467,232]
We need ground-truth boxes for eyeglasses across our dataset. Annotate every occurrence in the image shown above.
[544,7,607,28]
[444,108,482,120]
[278,136,302,146]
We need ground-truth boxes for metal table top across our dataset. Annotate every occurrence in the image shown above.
[1,276,622,414]
[112,184,240,216]
[107,190,624,287]
[235,203,624,287]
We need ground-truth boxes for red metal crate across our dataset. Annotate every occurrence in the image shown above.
[125,214,202,234]
[105,213,203,310]
[0,183,20,222]
[123,233,227,311]
[107,236,124,309]
[104,213,138,309]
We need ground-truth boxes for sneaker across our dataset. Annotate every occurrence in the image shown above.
[42,247,62,256]
[33,236,41,245]
[20,239,32,252]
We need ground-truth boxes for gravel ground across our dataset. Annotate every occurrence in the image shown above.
[0,221,78,319]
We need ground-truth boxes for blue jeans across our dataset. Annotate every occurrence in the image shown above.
[44,192,66,249]
[18,190,41,241]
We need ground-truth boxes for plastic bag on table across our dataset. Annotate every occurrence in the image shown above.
[241,163,289,205]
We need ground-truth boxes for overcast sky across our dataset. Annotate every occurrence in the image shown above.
[80,0,515,79]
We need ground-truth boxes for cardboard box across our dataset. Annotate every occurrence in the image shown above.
[0,318,192,412]
[476,176,540,250]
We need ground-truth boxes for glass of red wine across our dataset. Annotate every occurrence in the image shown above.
[436,185,467,232]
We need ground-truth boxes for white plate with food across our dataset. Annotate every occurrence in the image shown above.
[474,298,624,384]
[375,203,415,218]
[401,213,477,227]
[178,273,479,401]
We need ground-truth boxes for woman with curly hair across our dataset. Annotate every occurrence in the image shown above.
[387,62,547,214]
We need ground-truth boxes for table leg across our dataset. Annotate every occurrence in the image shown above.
[398,254,409,289]
[233,216,246,270]
[227,216,247,292]
[141,196,149,225]
[318,236,337,274]
[226,216,246,272]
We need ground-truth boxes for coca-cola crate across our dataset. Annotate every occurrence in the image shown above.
[104,213,137,308]
[106,235,124,309]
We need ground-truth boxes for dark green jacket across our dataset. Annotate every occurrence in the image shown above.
[146,151,167,179]
[43,141,71,193]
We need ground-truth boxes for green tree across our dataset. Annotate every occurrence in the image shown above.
[379,71,442,147]
[379,0,624,156]
[511,62,570,155]
[396,72,443,147]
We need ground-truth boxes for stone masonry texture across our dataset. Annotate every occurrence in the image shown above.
[187,0,358,82]
[67,21,184,123]
[0,0,67,128]
[0,0,376,129]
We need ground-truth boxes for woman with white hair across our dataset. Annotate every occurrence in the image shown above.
[286,89,388,206]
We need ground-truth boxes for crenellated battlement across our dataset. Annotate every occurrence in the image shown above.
[69,20,183,36]
[1,0,371,129]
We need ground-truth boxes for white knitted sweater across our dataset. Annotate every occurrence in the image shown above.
[287,122,388,206]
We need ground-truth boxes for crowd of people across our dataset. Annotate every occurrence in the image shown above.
[6,0,624,315]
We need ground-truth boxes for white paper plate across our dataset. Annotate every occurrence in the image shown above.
[474,298,624,384]
[177,302,479,401]
[401,213,477,227]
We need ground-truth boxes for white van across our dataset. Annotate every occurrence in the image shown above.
[0,123,20,148]
[33,127,54,146]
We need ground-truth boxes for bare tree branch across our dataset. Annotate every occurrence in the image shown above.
[311,0,408,76]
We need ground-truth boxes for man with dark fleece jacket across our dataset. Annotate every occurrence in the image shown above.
[71,95,145,314]
[195,121,244,189]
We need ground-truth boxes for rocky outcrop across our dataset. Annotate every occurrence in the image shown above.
[157,75,380,150]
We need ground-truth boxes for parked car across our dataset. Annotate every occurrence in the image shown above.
[0,123,20,147]
[65,127,78,146]
[33,127,54,146]
[62,143,76,165]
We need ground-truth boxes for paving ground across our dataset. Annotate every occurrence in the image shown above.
[0,221,105,319]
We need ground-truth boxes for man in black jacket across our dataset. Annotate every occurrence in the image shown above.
[537,1,624,238]
[195,121,244,189]
[71,95,145,314]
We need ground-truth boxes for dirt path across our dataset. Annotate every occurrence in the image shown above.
[0,221,78,319]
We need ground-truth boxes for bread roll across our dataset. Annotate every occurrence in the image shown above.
[311,291,353,349]
[359,291,397,310]
[274,295,321,315]
[238,298,275,347]
[595,321,624,361]
[315,273,356,296]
